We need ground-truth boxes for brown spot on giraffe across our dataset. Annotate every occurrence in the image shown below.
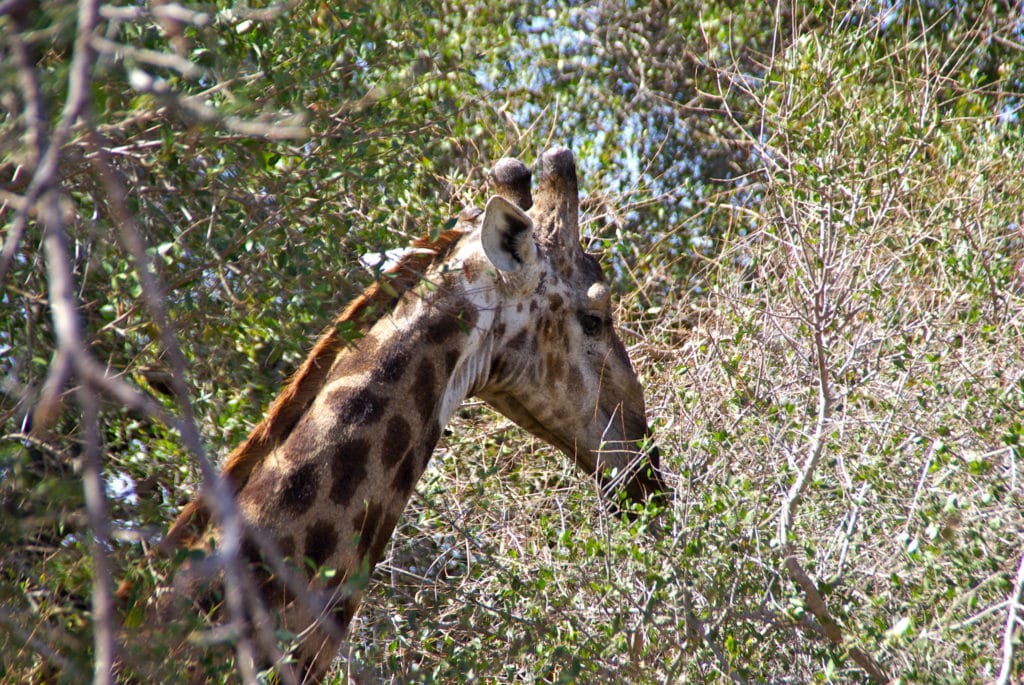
[411,358,437,422]
[422,424,441,466]
[545,351,567,383]
[368,509,402,563]
[305,519,338,568]
[443,349,460,376]
[372,343,412,384]
[390,447,419,495]
[354,503,384,560]
[462,254,487,283]
[506,328,529,351]
[329,387,385,426]
[158,147,669,683]
[329,439,370,506]
[279,463,319,516]
[330,596,360,633]
[424,301,479,344]
[381,415,413,468]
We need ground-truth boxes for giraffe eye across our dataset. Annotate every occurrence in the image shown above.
[578,312,603,336]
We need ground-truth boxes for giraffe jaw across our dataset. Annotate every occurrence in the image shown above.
[479,392,666,507]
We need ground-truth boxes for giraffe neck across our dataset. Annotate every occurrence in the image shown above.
[236,291,492,585]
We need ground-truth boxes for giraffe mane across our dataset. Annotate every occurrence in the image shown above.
[160,228,467,553]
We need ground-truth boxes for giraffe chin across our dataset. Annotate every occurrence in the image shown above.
[479,392,668,510]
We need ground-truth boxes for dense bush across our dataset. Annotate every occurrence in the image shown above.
[2,1,1021,682]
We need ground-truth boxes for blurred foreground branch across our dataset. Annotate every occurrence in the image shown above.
[0,0,324,679]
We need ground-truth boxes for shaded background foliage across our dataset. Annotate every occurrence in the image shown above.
[2,0,1023,682]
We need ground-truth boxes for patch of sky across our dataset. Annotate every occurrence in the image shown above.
[999,103,1020,126]
[108,470,139,506]
[838,0,903,31]
[465,3,766,288]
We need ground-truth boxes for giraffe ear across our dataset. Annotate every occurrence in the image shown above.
[481,195,536,273]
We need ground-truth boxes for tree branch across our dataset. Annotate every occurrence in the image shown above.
[996,548,1024,685]
[35,8,118,656]
[40,156,117,685]
[770,73,889,680]
[78,375,116,685]
[783,556,889,683]
[682,589,748,685]
[0,10,45,285]
[83,124,263,683]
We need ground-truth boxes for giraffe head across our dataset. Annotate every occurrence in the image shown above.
[456,147,668,507]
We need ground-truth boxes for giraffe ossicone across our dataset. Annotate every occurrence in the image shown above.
[159,146,669,682]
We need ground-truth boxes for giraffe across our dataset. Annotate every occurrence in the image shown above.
[158,146,669,682]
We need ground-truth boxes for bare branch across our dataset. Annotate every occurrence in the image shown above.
[78,379,116,684]
[219,1,299,23]
[82,125,263,684]
[91,35,202,79]
[99,0,296,26]
[996,548,1024,685]
[99,2,212,26]
[40,143,116,685]
[682,588,748,685]
[783,556,889,683]
[0,12,45,285]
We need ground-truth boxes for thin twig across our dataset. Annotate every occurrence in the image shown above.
[682,588,748,685]
[0,13,45,285]
[0,606,81,678]
[996,548,1024,685]
[39,99,117,685]
[79,375,116,684]
[91,35,202,79]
